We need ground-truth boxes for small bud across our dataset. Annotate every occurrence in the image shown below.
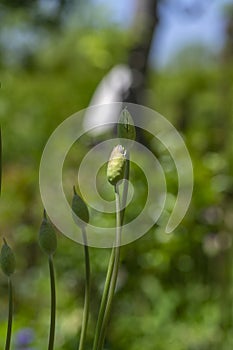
[0,238,15,276]
[38,210,57,256]
[117,108,136,147]
[107,145,126,186]
[72,186,89,228]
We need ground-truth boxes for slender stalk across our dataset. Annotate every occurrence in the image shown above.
[78,227,91,350]
[92,247,116,350]
[96,185,121,350]
[48,255,56,350]
[92,153,130,350]
[5,277,13,350]
[120,153,130,226]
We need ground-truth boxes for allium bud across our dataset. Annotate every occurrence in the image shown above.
[107,145,126,186]
[38,210,57,256]
[72,186,89,228]
[117,108,136,147]
[0,238,15,276]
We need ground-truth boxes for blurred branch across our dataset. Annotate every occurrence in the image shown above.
[124,0,159,104]
[222,5,233,63]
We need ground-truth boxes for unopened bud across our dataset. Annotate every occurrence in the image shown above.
[117,108,136,148]
[72,187,89,228]
[0,238,15,276]
[38,210,57,256]
[107,145,126,186]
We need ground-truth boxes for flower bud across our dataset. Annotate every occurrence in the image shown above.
[72,186,89,228]
[0,238,15,276]
[38,210,57,256]
[107,145,126,186]
[117,108,136,147]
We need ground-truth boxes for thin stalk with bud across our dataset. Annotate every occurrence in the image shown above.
[72,187,90,350]
[38,210,57,350]
[93,108,135,350]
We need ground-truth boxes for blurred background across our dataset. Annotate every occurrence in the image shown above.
[0,0,233,349]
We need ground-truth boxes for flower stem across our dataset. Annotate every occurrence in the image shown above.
[5,277,13,350]
[92,153,130,350]
[78,227,91,350]
[121,153,130,226]
[92,246,116,350]
[48,255,56,350]
[96,184,121,350]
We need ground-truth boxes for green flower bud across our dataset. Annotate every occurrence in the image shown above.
[72,186,89,228]
[39,210,57,256]
[117,108,136,147]
[0,238,15,276]
[107,145,126,186]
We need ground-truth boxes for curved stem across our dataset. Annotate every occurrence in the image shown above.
[5,277,13,350]
[48,255,56,350]
[96,185,121,350]
[78,227,91,350]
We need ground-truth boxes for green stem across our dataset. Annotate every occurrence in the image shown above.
[92,153,130,350]
[92,246,116,350]
[121,153,130,226]
[5,277,13,350]
[48,255,56,350]
[78,227,91,350]
[96,185,121,350]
